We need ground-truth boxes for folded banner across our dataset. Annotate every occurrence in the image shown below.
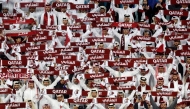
[169,28,190,32]
[138,23,155,29]
[70,4,94,9]
[181,20,190,25]
[3,19,34,24]
[34,70,60,75]
[111,22,138,28]
[87,13,111,18]
[84,73,110,79]
[75,18,100,23]
[91,22,113,28]
[147,59,173,64]
[175,50,190,56]
[28,36,52,42]
[182,45,190,50]
[1,68,27,73]
[132,36,156,42]
[0,73,30,79]
[163,10,188,16]
[151,91,178,96]
[56,59,81,66]
[1,60,27,66]
[170,0,190,5]
[0,88,13,94]
[108,77,133,83]
[0,103,26,108]
[0,13,22,17]
[6,31,37,37]
[20,45,46,52]
[87,37,113,43]
[85,49,110,54]
[111,86,136,90]
[112,50,130,55]
[54,47,80,52]
[52,2,71,8]
[165,35,188,41]
[46,89,73,94]
[70,42,95,47]
[61,25,86,30]
[20,2,45,7]
[40,25,58,30]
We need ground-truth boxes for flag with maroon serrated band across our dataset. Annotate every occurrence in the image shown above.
[151,91,178,96]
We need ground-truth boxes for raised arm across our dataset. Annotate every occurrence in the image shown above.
[112,28,122,39]
[3,94,11,103]
[104,66,117,77]
[150,95,159,108]
[79,79,91,91]
[168,97,178,109]
[31,75,44,89]
[49,76,61,88]
[125,68,140,76]
[131,5,139,13]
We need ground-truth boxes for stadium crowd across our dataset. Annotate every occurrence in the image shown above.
[0,0,189,109]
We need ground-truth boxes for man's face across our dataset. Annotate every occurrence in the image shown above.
[87,80,93,86]
[119,67,125,73]
[117,93,124,98]
[144,32,150,37]
[172,74,178,80]
[73,106,78,109]
[57,95,63,102]
[91,91,97,98]
[143,0,147,4]
[123,29,130,34]
[98,44,104,49]
[124,17,130,22]
[16,38,22,43]
[102,30,108,35]
[187,58,190,63]
[43,81,50,86]
[174,41,180,46]
[43,104,50,109]
[60,79,65,84]
[156,89,162,92]
[63,19,68,25]
[14,84,20,90]
[157,80,164,86]
[28,82,34,89]
[45,6,51,12]
[108,106,115,109]
[160,103,167,109]
[2,8,8,13]
[100,9,105,13]
[173,19,178,23]
[61,7,67,12]
[29,7,36,13]
[158,67,164,72]
[123,4,128,9]
[93,66,99,72]
[140,81,146,86]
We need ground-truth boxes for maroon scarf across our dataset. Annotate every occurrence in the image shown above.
[170,80,182,88]
[44,12,48,26]
[50,15,54,25]
[137,84,151,92]
[120,35,125,50]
